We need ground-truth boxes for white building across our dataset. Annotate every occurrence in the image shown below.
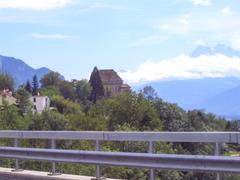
[30,96,50,113]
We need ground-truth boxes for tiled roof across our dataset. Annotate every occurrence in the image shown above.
[99,69,123,85]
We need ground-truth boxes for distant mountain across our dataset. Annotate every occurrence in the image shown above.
[0,55,64,88]
[199,85,240,119]
[190,44,240,57]
[133,44,240,119]
[134,77,240,110]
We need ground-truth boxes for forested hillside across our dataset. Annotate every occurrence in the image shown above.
[0,72,239,180]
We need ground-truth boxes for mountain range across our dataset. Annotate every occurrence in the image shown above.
[0,55,61,88]
[1,44,240,119]
[135,44,240,120]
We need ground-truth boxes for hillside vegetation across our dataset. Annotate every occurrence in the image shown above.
[0,72,239,180]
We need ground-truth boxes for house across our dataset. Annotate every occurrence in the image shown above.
[0,89,17,107]
[98,69,130,97]
[30,96,50,113]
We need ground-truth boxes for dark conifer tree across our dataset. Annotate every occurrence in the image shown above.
[32,75,39,96]
[25,80,32,94]
[89,67,104,103]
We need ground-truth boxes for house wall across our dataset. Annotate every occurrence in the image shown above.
[30,96,50,113]
[0,96,2,106]
[103,84,121,97]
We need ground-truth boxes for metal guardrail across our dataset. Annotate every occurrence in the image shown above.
[0,131,239,180]
[0,131,239,143]
[0,147,239,173]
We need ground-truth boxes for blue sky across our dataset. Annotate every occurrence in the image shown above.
[0,0,240,83]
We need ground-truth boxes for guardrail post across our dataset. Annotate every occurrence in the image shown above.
[92,140,104,180]
[49,139,59,176]
[12,138,23,172]
[148,141,155,180]
[215,142,221,180]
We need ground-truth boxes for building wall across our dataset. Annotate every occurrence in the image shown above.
[103,84,121,97]
[0,95,16,106]
[0,96,2,106]
[30,96,50,113]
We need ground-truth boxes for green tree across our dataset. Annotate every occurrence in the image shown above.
[0,105,25,130]
[89,67,104,103]
[51,95,83,114]
[0,74,14,91]
[40,86,60,98]
[142,86,158,101]
[32,75,39,96]
[16,88,32,115]
[58,80,75,100]
[74,79,92,105]
[89,92,161,131]
[28,110,67,130]
[40,72,62,88]
[154,98,188,131]
[25,80,32,94]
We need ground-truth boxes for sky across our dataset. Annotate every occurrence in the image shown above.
[0,0,240,84]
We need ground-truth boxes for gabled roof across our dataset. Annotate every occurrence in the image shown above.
[99,69,123,85]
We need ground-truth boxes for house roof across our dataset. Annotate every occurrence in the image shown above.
[99,69,123,85]
[121,84,130,88]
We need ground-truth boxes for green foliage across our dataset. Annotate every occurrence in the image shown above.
[142,85,158,101]
[51,95,82,114]
[40,72,62,88]
[28,110,67,130]
[154,98,188,131]
[32,75,39,96]
[0,73,14,91]
[89,92,161,131]
[0,82,237,180]
[16,87,32,115]
[40,85,60,98]
[58,80,75,100]
[89,67,104,103]
[0,105,25,130]
[25,80,32,94]
[73,79,92,105]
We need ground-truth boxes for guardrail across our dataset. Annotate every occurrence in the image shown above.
[0,131,239,180]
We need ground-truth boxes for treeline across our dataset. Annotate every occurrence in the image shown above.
[0,72,239,180]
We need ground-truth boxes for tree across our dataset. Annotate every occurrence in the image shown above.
[16,87,32,115]
[32,75,39,96]
[40,72,62,88]
[74,79,92,105]
[0,74,14,91]
[40,86,60,98]
[154,98,188,131]
[142,86,158,101]
[25,80,32,94]
[28,110,68,130]
[89,67,104,103]
[58,80,75,100]
[0,105,24,130]
[88,92,161,131]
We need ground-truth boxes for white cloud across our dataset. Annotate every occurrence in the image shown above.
[231,34,240,50]
[196,39,206,45]
[29,33,72,39]
[119,54,240,84]
[221,7,233,16]
[0,0,72,10]
[192,0,210,6]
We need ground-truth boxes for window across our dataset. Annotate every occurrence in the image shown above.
[34,105,37,110]
[33,98,36,102]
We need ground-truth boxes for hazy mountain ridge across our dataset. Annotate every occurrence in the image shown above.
[134,44,240,119]
[0,55,63,87]
[190,44,240,57]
